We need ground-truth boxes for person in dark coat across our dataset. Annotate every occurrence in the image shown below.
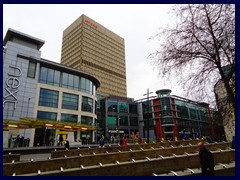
[65,140,70,149]
[198,142,215,176]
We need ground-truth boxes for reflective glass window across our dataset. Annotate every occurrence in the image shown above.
[37,111,57,121]
[61,114,78,123]
[82,96,93,113]
[62,92,79,110]
[27,61,36,78]
[81,116,93,125]
[39,88,59,108]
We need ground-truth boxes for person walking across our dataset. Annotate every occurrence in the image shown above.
[198,142,215,176]
[122,136,127,146]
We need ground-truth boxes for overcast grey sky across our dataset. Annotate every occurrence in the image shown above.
[3,4,183,101]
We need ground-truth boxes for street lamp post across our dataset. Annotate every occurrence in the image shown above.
[143,89,153,144]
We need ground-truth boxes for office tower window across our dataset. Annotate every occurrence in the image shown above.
[62,92,79,110]
[27,61,36,78]
[82,96,93,113]
[61,114,78,123]
[39,88,59,108]
[39,66,60,86]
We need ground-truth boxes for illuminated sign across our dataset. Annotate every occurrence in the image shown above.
[84,19,97,28]
[3,65,22,109]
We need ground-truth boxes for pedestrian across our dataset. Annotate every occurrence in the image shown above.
[197,142,215,176]
[59,135,63,146]
[20,136,24,147]
[65,139,70,149]
[122,136,127,146]
[99,138,105,147]
[138,136,142,144]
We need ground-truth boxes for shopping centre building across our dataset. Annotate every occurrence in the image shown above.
[3,28,100,148]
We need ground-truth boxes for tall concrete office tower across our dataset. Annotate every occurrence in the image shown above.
[61,14,127,98]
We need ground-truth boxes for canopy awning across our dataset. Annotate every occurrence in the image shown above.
[3,117,96,131]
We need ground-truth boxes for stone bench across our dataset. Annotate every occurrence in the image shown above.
[51,139,209,158]
[3,142,234,176]
[16,150,235,176]
[3,153,20,163]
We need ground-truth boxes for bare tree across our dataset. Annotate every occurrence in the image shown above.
[148,4,235,115]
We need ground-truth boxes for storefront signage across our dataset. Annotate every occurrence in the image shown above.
[84,19,97,28]
[3,65,22,109]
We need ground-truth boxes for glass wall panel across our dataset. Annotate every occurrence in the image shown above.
[82,96,93,113]
[129,104,137,114]
[27,61,36,78]
[119,116,128,126]
[107,100,118,112]
[118,102,128,113]
[37,111,57,121]
[130,117,138,126]
[62,72,79,90]
[62,92,79,110]
[81,116,93,125]
[61,114,78,123]
[39,88,59,108]
[39,66,60,86]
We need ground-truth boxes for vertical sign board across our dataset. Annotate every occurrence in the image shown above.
[3,65,22,109]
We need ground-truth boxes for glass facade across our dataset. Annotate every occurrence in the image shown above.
[82,96,93,113]
[62,92,79,110]
[39,67,60,86]
[118,102,128,113]
[61,114,78,123]
[81,116,93,125]
[130,117,138,126]
[62,72,79,90]
[107,101,118,112]
[37,111,57,121]
[39,88,59,108]
[39,66,96,95]
[119,116,128,126]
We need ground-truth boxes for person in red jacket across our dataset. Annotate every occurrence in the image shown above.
[138,136,142,144]
[122,136,127,146]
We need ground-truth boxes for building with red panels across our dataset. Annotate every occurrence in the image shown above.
[139,89,217,141]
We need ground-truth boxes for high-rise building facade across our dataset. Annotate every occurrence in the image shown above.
[61,14,127,98]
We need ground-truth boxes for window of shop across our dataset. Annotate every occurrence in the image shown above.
[62,92,79,110]
[39,88,59,108]
[61,114,78,123]
[82,96,93,113]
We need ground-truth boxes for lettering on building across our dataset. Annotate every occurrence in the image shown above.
[3,65,22,109]
[84,19,97,28]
